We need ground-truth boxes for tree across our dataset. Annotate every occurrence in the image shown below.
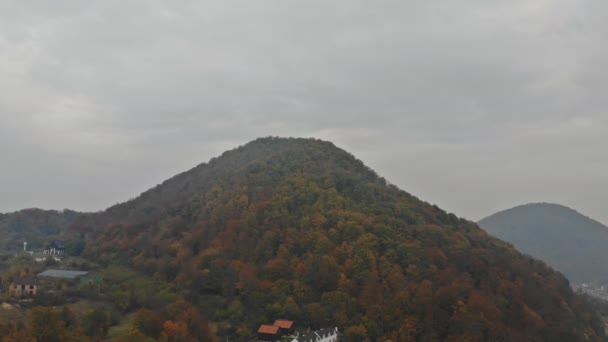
[67,240,86,256]
[60,306,76,328]
[161,320,190,341]
[82,308,110,337]
[30,307,64,342]
[344,325,368,342]
[133,309,165,338]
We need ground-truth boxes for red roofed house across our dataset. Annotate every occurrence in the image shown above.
[274,319,295,335]
[258,324,280,341]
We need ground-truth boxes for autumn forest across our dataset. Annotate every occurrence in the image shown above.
[0,138,604,341]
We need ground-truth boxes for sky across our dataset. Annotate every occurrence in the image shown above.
[0,0,606,224]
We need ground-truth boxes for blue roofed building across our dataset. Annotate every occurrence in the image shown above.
[44,240,65,256]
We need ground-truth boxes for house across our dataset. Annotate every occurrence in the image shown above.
[258,324,281,341]
[10,278,39,296]
[291,327,339,342]
[44,240,65,256]
[274,319,295,335]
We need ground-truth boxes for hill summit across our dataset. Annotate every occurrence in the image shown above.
[4,138,604,340]
[479,202,608,284]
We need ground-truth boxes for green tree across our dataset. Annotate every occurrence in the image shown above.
[82,308,110,337]
[67,240,86,256]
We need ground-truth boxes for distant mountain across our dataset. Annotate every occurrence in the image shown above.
[479,203,608,284]
[63,138,602,340]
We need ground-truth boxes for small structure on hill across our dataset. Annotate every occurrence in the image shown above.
[274,319,295,335]
[79,274,103,287]
[44,240,65,256]
[38,269,88,279]
[291,327,339,342]
[10,278,39,296]
[258,324,281,341]
[34,253,61,263]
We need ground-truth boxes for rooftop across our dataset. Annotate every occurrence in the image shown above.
[46,240,65,249]
[258,325,280,335]
[13,278,39,286]
[274,319,294,329]
[38,269,88,279]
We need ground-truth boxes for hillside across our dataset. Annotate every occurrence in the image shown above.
[0,209,81,254]
[479,203,608,284]
[58,137,603,341]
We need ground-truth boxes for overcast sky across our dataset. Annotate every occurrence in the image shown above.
[1,0,606,224]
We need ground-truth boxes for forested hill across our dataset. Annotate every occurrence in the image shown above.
[0,209,81,253]
[479,203,608,284]
[67,137,603,341]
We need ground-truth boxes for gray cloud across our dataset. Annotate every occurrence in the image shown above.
[0,0,607,224]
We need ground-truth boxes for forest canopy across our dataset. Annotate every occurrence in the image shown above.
[1,138,604,341]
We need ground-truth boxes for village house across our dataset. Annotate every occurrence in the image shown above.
[10,278,39,296]
[257,324,281,341]
[291,327,339,342]
[44,240,65,256]
[274,319,295,336]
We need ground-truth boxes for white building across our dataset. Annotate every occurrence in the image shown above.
[291,327,339,342]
